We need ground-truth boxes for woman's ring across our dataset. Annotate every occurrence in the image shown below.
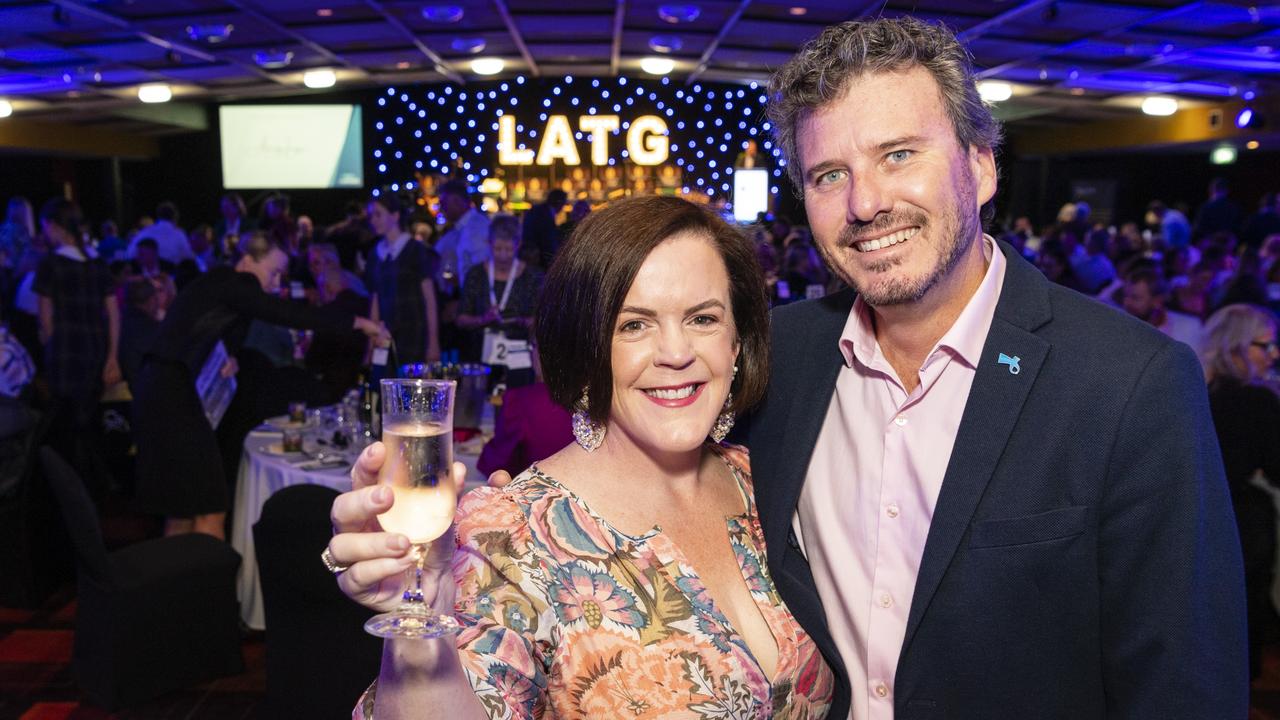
[321,547,349,574]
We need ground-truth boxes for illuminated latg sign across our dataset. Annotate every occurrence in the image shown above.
[498,114,669,166]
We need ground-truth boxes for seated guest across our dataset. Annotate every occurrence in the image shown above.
[127,201,191,265]
[308,242,366,298]
[476,340,573,476]
[96,220,127,263]
[1068,229,1117,295]
[306,262,371,402]
[119,277,162,387]
[1200,304,1280,680]
[457,214,543,386]
[1121,267,1203,349]
[131,237,175,280]
[174,224,218,289]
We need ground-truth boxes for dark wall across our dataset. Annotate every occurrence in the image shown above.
[1003,147,1280,231]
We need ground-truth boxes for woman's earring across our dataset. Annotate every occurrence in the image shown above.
[572,391,605,452]
[710,364,739,443]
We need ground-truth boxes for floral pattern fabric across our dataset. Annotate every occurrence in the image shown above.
[447,449,834,719]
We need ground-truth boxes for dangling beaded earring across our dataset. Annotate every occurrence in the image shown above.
[710,365,738,443]
[572,391,605,452]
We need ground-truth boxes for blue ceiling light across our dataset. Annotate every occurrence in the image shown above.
[451,38,487,54]
[658,4,701,23]
[422,5,464,23]
[254,49,293,69]
[1236,107,1265,129]
[649,35,684,53]
[187,23,233,44]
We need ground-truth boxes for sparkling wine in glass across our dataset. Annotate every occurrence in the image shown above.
[364,378,460,640]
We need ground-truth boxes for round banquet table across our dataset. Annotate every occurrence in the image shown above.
[231,426,489,630]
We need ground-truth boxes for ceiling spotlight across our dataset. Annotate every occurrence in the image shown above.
[658,4,701,23]
[137,84,172,103]
[1141,96,1178,116]
[977,81,1013,102]
[254,49,294,69]
[1236,107,1266,129]
[640,56,675,75]
[789,7,807,15]
[316,8,333,17]
[0,100,12,118]
[422,5,464,23]
[1210,145,1237,165]
[1247,140,1260,150]
[451,37,487,54]
[471,57,505,75]
[186,23,234,43]
[648,35,684,53]
[303,69,337,88]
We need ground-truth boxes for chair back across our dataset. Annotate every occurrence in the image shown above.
[254,484,383,719]
[39,447,111,586]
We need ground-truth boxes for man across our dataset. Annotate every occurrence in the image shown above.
[1193,177,1242,242]
[1147,199,1192,249]
[1122,266,1203,349]
[520,188,566,269]
[214,192,254,249]
[433,178,490,289]
[130,238,175,280]
[740,17,1245,719]
[127,201,191,265]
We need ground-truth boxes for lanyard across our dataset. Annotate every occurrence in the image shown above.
[487,260,520,312]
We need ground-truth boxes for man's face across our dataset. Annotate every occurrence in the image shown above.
[439,192,467,222]
[797,66,996,307]
[1122,280,1157,322]
[189,229,211,254]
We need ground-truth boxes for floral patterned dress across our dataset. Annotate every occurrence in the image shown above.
[358,448,833,719]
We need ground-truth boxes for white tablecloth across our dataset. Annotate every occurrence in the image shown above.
[231,431,487,630]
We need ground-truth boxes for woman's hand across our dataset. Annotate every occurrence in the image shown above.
[328,442,468,613]
[355,317,392,346]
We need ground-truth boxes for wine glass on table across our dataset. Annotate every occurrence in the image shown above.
[363,378,461,639]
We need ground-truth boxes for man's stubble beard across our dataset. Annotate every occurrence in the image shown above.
[814,165,981,307]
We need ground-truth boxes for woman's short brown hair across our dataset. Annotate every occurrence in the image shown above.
[536,195,769,423]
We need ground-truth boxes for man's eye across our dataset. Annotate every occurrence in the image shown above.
[888,149,913,163]
[815,170,843,186]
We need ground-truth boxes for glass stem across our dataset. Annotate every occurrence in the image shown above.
[404,542,429,605]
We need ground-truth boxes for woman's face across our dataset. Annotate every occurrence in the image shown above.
[1244,324,1279,379]
[607,232,739,456]
[367,201,398,238]
[492,237,517,267]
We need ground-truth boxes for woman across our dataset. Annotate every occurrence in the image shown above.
[1199,303,1280,680]
[34,198,120,487]
[456,214,542,386]
[366,192,441,365]
[133,233,388,539]
[328,196,834,718]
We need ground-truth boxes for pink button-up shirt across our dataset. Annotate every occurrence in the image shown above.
[794,237,1006,720]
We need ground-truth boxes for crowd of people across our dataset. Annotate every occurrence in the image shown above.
[0,14,1276,718]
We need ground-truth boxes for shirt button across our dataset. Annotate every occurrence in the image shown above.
[878,592,893,608]
[874,682,889,698]
[894,415,908,426]
[886,504,900,518]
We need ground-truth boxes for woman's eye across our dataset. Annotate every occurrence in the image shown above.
[619,319,645,333]
[691,314,718,326]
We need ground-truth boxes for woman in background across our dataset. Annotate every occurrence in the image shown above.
[366,192,440,365]
[1200,303,1280,680]
[34,198,120,489]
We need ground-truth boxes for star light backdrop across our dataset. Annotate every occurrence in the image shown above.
[366,75,783,211]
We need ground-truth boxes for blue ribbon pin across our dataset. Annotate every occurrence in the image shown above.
[997,353,1021,375]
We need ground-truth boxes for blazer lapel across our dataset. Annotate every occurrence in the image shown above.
[758,290,855,554]
[901,244,1054,655]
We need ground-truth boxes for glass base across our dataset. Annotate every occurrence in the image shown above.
[364,605,461,639]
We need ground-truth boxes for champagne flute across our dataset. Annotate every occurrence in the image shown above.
[364,378,461,639]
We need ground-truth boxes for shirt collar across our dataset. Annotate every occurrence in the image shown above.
[377,232,411,261]
[840,235,1006,370]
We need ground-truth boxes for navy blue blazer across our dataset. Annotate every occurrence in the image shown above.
[739,242,1248,719]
